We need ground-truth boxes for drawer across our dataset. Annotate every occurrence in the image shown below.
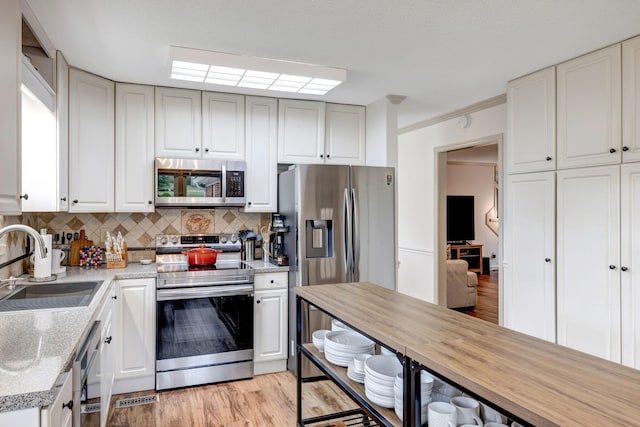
[254,272,288,290]
[41,370,73,427]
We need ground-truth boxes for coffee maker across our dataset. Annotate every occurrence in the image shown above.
[269,214,288,266]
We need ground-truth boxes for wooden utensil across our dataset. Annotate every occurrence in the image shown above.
[70,229,93,266]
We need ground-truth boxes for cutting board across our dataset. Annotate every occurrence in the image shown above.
[70,229,93,266]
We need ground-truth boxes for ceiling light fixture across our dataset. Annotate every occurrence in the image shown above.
[170,46,346,95]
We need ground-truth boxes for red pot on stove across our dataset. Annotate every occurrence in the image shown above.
[182,245,223,265]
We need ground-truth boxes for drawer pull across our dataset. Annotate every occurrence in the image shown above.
[62,400,73,410]
[105,336,112,344]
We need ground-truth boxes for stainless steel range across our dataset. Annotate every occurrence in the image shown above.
[155,233,254,391]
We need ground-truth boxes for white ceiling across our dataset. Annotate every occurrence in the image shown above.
[26,0,640,129]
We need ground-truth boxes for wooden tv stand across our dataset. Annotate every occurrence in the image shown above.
[450,244,483,274]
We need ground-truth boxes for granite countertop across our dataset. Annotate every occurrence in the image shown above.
[243,260,289,273]
[0,263,156,413]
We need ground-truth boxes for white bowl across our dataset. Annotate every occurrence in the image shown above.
[331,319,351,332]
[325,330,374,351]
[312,329,329,352]
[380,346,395,356]
[139,259,152,265]
[365,355,402,381]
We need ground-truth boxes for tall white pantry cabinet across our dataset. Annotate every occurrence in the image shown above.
[505,34,640,368]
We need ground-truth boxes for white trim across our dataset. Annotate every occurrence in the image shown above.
[22,0,56,58]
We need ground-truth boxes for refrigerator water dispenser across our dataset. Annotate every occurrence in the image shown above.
[305,220,332,258]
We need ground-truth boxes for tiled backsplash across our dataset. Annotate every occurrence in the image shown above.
[32,209,270,248]
[0,209,269,278]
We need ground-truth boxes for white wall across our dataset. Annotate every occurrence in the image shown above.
[397,104,506,303]
[447,163,499,270]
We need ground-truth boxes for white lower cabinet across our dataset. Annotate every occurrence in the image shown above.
[40,370,73,427]
[254,272,288,375]
[113,278,156,393]
[99,287,115,427]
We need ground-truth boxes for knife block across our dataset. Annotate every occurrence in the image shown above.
[107,243,128,269]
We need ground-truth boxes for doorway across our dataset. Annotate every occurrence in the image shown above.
[435,136,502,324]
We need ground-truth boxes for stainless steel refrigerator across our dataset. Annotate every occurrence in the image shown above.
[278,164,396,375]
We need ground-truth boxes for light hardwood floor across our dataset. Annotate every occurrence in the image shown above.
[106,372,357,427]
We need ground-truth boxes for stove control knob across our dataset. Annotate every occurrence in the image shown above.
[171,236,179,245]
[220,235,228,244]
[230,233,238,243]
[159,235,168,245]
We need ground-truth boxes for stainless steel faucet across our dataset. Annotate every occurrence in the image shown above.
[0,224,47,258]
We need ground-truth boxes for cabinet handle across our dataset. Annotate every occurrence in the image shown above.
[61,197,67,202]
[545,156,552,161]
[72,199,78,205]
[320,154,323,158]
[62,400,73,410]
[20,194,28,200]
[148,200,153,205]
[257,300,261,304]
[248,201,252,206]
[205,148,209,152]
[544,258,551,263]
[623,146,630,152]
[609,148,616,153]
[112,295,117,300]
[609,265,616,270]
[621,266,629,272]
[105,336,112,344]
[327,154,331,158]
[270,280,274,283]
[195,147,200,152]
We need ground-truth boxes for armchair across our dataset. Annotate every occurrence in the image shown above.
[446,259,478,309]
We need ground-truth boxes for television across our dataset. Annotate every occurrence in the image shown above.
[447,195,475,244]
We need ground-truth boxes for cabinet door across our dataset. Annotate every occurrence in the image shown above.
[0,0,22,214]
[245,96,277,212]
[114,278,156,386]
[202,92,245,160]
[506,67,556,173]
[100,302,115,427]
[278,99,325,164]
[325,104,365,165]
[155,87,201,158]
[69,68,115,212]
[557,45,621,169]
[622,36,640,163]
[254,288,287,362]
[504,172,555,342]
[557,166,620,362]
[40,370,73,427]
[56,51,69,211]
[115,83,155,212]
[621,163,640,368]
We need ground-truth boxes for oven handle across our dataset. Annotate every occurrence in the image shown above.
[158,277,254,288]
[157,285,254,301]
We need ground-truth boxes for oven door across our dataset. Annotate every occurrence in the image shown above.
[156,285,254,389]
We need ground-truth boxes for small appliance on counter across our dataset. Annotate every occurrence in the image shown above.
[238,230,257,262]
[269,214,289,266]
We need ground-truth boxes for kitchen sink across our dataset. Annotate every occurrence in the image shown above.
[0,281,102,312]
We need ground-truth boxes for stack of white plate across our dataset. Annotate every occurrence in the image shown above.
[364,355,402,408]
[393,370,433,421]
[347,360,365,383]
[324,330,375,367]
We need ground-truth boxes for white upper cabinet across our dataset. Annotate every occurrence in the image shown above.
[556,166,621,362]
[504,172,556,342]
[115,83,155,212]
[245,96,277,212]
[202,92,245,160]
[0,0,21,214]
[506,67,556,173]
[68,68,115,212]
[622,36,640,163]
[155,87,201,158]
[325,103,365,166]
[557,44,621,169]
[56,51,69,211]
[278,99,325,163]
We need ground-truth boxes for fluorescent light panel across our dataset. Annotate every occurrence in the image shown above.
[170,46,345,95]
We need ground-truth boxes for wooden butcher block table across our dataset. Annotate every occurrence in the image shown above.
[296,282,640,426]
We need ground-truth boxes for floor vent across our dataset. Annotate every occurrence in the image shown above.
[82,403,100,414]
[115,394,158,409]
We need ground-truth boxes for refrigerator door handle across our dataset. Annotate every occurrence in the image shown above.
[351,187,360,281]
[343,187,352,277]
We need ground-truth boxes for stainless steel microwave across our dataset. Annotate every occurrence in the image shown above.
[155,158,246,207]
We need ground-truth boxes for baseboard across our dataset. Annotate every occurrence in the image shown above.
[254,359,287,375]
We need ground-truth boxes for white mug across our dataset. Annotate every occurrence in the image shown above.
[428,401,457,427]
[51,248,66,270]
[480,402,507,424]
[450,396,483,426]
[485,423,509,427]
